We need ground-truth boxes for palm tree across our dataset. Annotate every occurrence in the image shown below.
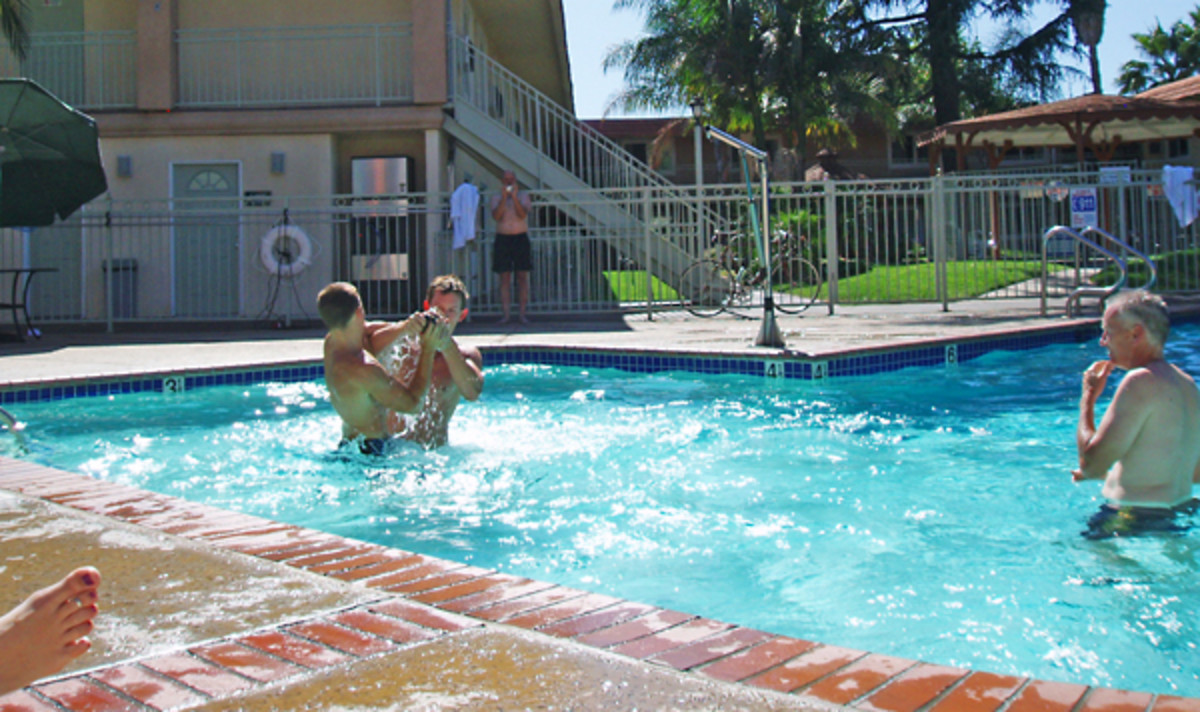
[0,0,30,61]
[1116,7,1200,94]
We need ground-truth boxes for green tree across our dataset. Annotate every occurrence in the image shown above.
[1116,7,1200,94]
[606,0,888,172]
[604,0,773,147]
[0,0,30,60]
[861,0,1094,127]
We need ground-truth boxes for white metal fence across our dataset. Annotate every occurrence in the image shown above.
[0,24,414,113]
[177,24,414,108]
[1,169,1196,330]
[0,31,137,110]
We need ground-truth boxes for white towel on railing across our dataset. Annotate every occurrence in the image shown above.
[1162,165,1198,228]
[450,182,480,249]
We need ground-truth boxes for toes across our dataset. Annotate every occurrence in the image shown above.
[61,605,99,632]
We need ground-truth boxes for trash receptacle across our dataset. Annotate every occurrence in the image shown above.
[102,258,137,319]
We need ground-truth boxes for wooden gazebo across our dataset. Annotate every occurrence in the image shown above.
[917,91,1200,172]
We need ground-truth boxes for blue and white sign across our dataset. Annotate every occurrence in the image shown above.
[1070,188,1098,228]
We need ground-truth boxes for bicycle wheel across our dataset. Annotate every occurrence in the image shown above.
[772,256,823,314]
[679,259,735,317]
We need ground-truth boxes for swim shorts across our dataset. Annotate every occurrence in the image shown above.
[492,232,532,273]
[338,436,388,456]
[1082,499,1198,540]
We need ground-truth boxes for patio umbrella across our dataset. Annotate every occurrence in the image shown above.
[0,78,107,227]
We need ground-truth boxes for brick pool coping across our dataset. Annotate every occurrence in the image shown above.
[2,458,1197,712]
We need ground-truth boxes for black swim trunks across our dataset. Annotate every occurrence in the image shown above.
[1083,499,1199,540]
[338,437,388,456]
[492,232,532,273]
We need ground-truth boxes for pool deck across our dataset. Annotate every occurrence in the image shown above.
[2,297,1200,712]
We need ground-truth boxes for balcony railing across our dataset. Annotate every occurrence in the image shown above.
[0,31,137,110]
[177,24,414,109]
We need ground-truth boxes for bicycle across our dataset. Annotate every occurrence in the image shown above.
[679,230,823,317]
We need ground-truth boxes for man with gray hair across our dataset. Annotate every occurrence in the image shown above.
[1075,289,1200,537]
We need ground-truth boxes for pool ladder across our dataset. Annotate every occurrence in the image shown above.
[1,405,26,453]
[1039,226,1157,318]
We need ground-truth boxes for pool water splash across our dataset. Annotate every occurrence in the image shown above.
[12,324,1200,697]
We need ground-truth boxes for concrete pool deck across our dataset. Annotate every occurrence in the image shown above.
[2,297,1200,712]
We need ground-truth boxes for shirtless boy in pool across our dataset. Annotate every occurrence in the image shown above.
[368,275,483,448]
[319,282,448,454]
[1075,290,1200,537]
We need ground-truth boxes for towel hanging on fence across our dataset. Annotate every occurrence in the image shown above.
[450,181,481,249]
[1162,164,1198,228]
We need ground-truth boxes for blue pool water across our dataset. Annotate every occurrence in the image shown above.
[8,325,1200,697]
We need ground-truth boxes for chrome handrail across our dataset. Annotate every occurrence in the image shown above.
[1039,225,1156,317]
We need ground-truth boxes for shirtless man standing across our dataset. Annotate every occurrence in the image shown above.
[489,170,532,324]
[318,282,447,455]
[1075,290,1200,537]
[371,275,483,448]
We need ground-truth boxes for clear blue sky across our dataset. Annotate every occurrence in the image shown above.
[562,0,1200,119]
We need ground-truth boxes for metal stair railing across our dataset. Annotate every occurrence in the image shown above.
[1039,225,1157,317]
[451,36,678,193]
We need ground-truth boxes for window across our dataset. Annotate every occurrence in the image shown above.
[890,135,929,167]
[187,170,232,193]
[1169,138,1190,158]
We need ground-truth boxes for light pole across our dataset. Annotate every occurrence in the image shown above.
[690,97,705,191]
[1072,0,1105,94]
[690,97,705,252]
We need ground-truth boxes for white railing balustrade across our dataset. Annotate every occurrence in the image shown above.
[177,24,414,108]
[0,31,137,110]
[451,36,673,193]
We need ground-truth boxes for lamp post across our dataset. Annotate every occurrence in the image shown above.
[689,97,705,191]
[1072,0,1105,94]
[690,97,705,253]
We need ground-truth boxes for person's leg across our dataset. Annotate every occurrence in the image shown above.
[516,270,530,323]
[498,271,513,324]
[0,567,101,695]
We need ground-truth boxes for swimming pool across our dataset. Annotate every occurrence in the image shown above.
[9,325,1200,698]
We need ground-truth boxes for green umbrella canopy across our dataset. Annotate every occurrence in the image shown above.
[0,78,108,227]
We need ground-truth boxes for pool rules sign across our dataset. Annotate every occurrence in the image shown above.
[1070,187,1098,228]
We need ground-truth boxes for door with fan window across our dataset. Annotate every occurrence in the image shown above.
[172,163,241,317]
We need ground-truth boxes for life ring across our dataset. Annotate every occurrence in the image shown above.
[260,224,313,277]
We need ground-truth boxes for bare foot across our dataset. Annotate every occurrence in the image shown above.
[518,315,530,324]
[0,567,101,695]
[497,316,510,325]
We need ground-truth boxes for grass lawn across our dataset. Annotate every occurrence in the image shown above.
[831,260,1056,303]
[1091,249,1200,291]
[609,260,1056,305]
[604,270,679,302]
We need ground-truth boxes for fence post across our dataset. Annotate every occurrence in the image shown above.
[643,185,654,320]
[933,172,949,311]
[104,202,114,333]
[823,179,837,314]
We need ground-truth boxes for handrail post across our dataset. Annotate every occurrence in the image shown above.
[643,186,654,321]
[934,173,948,312]
[824,179,837,314]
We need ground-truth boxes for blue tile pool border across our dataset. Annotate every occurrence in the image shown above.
[0,320,1105,405]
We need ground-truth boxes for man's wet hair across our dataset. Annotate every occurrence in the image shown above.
[1109,289,1170,347]
[317,282,361,329]
[426,274,469,306]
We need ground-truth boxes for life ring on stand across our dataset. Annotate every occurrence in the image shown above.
[260,224,313,277]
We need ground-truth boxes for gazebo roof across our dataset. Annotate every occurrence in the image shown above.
[917,92,1200,169]
[919,93,1200,149]
[1136,75,1200,102]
